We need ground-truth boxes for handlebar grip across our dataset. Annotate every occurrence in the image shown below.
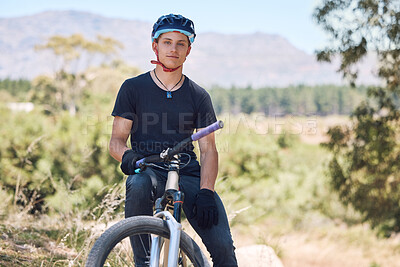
[135,154,162,168]
[191,120,224,141]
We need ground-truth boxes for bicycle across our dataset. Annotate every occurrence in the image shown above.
[86,120,224,267]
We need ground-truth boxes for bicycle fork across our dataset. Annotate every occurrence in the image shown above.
[150,165,184,267]
[150,211,182,267]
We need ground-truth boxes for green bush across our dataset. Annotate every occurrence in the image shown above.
[214,120,281,225]
[323,87,400,236]
[0,108,120,214]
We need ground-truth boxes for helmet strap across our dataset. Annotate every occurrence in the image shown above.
[151,48,182,72]
[150,60,182,72]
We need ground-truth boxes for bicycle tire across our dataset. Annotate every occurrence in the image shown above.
[86,216,210,267]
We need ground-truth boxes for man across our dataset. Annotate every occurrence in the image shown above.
[109,14,238,266]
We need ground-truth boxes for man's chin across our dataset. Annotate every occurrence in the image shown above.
[164,59,184,68]
[165,64,182,69]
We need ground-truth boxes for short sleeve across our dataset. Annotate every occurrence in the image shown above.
[111,80,136,121]
[195,92,217,129]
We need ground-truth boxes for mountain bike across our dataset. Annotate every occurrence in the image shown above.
[85,120,224,267]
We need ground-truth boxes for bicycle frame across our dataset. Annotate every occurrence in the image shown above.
[148,155,184,267]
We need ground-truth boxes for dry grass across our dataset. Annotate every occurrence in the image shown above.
[0,198,124,266]
[1,115,398,266]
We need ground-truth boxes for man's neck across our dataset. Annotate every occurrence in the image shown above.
[152,66,184,90]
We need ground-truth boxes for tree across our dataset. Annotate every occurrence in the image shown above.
[239,86,257,114]
[314,0,400,235]
[34,34,123,115]
[314,0,400,88]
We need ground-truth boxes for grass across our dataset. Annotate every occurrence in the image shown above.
[1,115,400,266]
[0,221,78,266]
[0,192,125,266]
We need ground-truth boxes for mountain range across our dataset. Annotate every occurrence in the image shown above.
[0,10,379,87]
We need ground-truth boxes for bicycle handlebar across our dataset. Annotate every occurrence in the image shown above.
[191,120,224,141]
[135,120,224,169]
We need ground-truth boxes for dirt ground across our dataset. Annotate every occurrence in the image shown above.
[228,226,400,267]
[181,217,400,267]
[279,234,400,267]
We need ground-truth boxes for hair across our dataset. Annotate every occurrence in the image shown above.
[153,33,191,46]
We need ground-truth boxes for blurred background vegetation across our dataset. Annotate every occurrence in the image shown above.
[1,0,400,266]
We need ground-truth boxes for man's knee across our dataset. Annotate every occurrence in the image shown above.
[125,174,154,203]
[125,174,154,218]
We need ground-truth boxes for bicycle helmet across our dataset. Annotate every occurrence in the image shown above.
[151,14,196,72]
[151,14,196,43]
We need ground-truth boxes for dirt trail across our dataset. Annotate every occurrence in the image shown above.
[232,230,400,267]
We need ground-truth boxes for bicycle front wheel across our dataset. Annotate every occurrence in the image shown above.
[86,216,210,267]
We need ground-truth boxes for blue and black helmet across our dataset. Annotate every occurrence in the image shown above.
[152,14,196,43]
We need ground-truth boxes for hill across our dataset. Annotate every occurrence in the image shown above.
[0,10,378,87]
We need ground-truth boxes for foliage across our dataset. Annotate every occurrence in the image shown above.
[315,0,400,234]
[0,58,140,216]
[209,85,368,116]
[35,34,124,74]
[0,107,121,215]
[277,132,298,149]
[0,34,140,216]
[313,0,400,88]
[3,120,400,265]
[2,78,370,118]
[33,34,124,115]
[28,61,140,115]
[322,87,400,235]
[213,117,350,229]
[217,122,281,183]
[0,78,31,101]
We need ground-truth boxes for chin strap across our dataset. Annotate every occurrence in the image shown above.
[150,59,182,72]
[151,49,182,72]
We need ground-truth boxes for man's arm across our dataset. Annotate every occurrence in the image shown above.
[198,131,218,191]
[109,116,133,162]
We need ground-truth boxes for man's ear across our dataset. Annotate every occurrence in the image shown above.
[186,45,191,57]
[152,41,158,56]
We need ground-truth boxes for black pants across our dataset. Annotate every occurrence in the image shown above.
[125,167,238,267]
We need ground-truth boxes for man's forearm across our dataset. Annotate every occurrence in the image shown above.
[109,138,130,162]
[200,150,219,191]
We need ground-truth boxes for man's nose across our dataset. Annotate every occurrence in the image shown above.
[170,44,178,52]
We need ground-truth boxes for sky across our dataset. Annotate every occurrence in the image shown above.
[0,0,328,54]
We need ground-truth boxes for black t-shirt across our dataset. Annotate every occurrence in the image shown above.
[111,71,217,176]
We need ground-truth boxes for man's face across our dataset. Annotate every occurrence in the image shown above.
[152,31,191,69]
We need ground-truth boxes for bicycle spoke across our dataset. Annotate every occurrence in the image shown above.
[103,237,131,266]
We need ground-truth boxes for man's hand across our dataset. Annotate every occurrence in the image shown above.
[120,150,143,175]
[192,189,218,229]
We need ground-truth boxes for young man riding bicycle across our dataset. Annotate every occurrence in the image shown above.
[109,14,238,267]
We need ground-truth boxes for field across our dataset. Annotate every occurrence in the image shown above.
[1,115,400,266]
